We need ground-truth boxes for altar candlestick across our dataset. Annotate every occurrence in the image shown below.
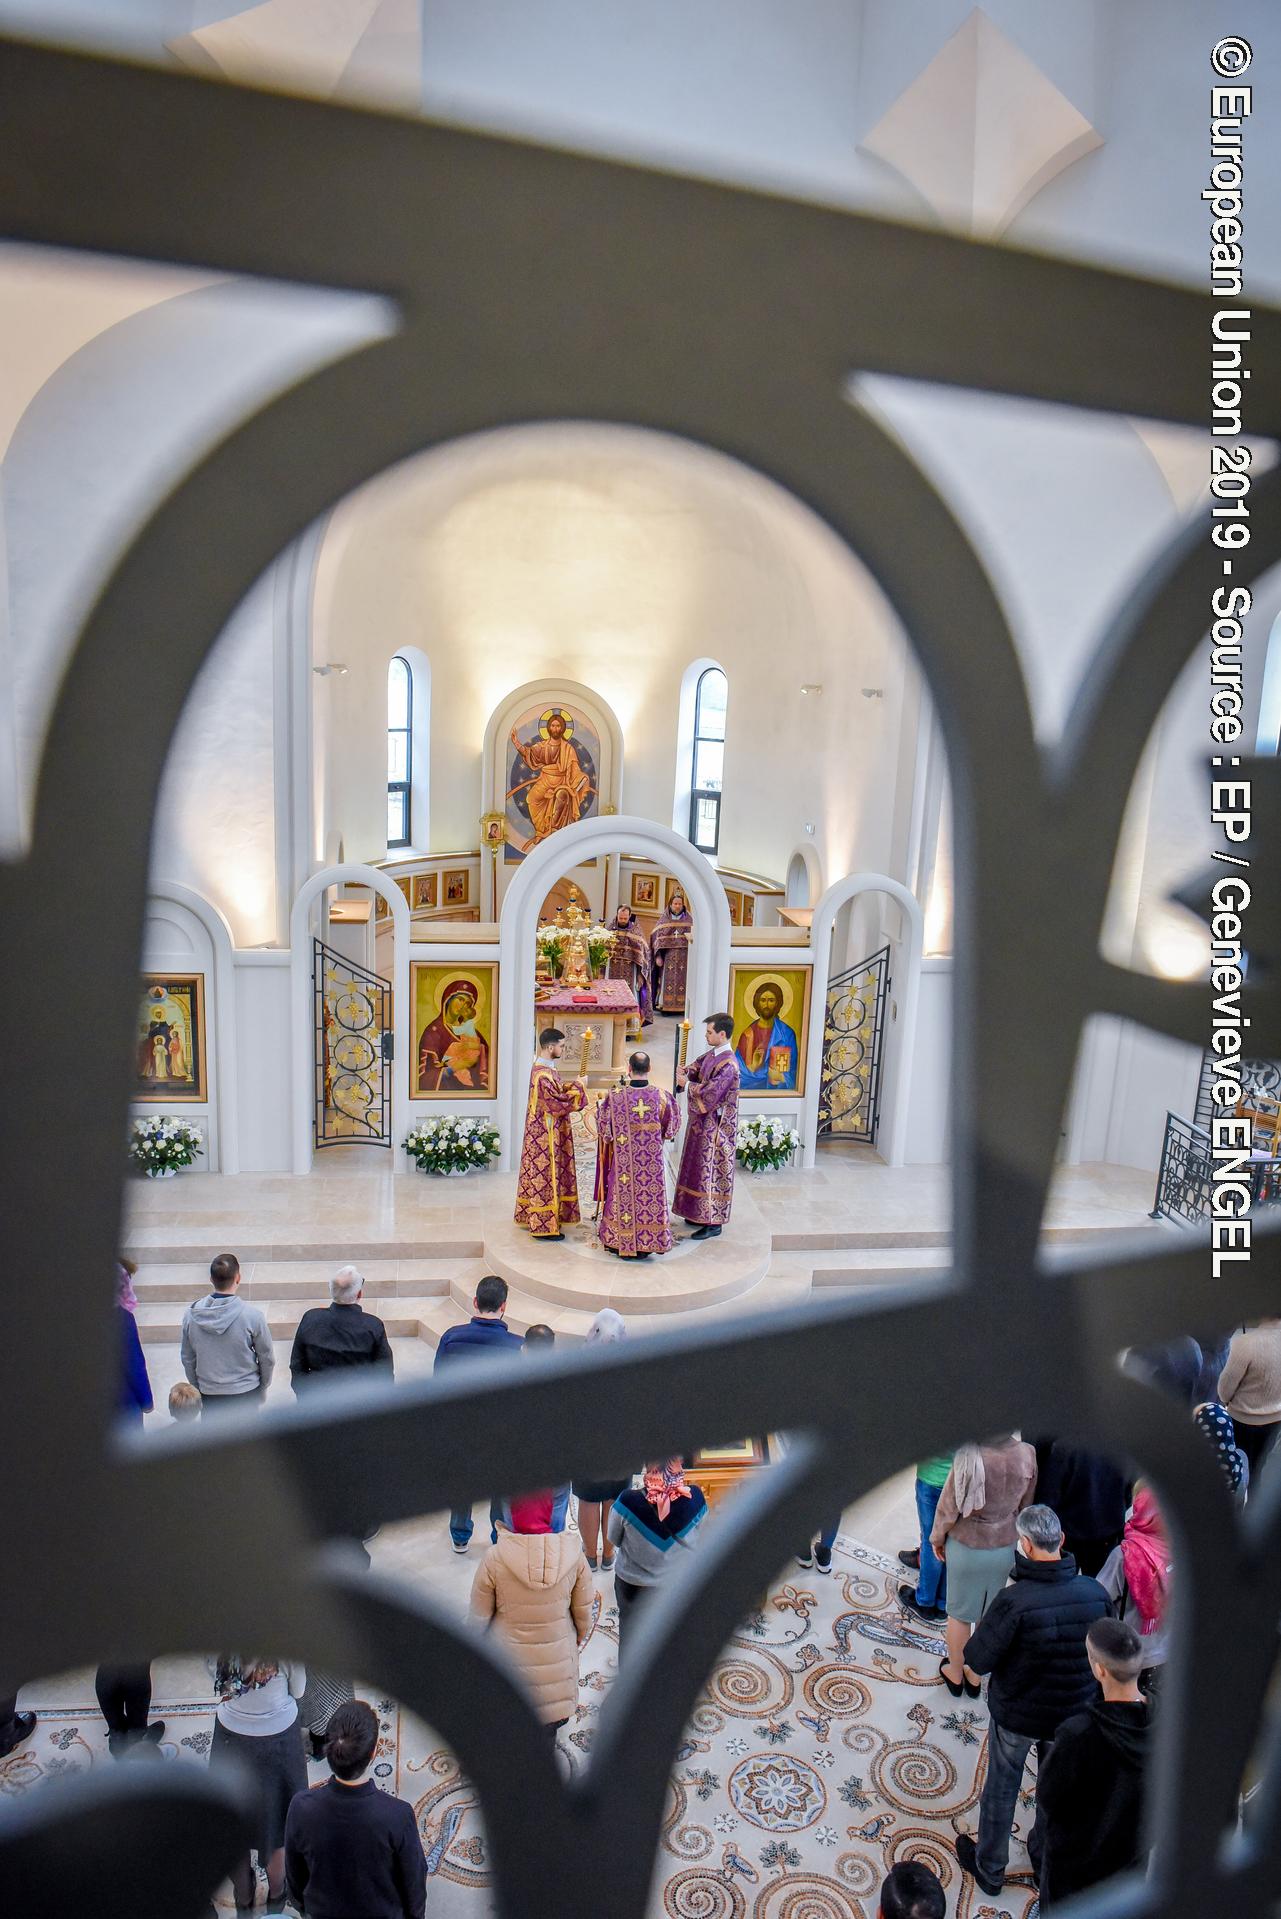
[579,1026,594,1081]
[674,1017,692,1093]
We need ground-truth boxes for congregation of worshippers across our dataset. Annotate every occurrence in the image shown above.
[6,1239,1273,1914]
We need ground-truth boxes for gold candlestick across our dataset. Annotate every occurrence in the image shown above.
[674,1017,692,1092]
[579,1026,594,1081]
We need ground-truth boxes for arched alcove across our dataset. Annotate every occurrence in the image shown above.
[497,814,731,1167]
[801,872,924,1170]
[785,844,822,909]
[288,861,411,1174]
[140,881,239,1173]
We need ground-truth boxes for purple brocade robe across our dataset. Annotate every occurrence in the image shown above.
[607,924,653,1025]
[594,1082,680,1257]
[514,1063,587,1236]
[675,1047,740,1225]
[650,911,691,1013]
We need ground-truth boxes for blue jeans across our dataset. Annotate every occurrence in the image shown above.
[976,1717,1047,1886]
[914,1478,947,1609]
[450,1501,502,1548]
[800,1521,840,1557]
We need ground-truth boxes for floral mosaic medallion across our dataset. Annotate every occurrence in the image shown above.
[729,1753,827,1832]
[7,1541,1039,1917]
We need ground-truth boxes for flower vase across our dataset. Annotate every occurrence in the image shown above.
[444,1166,470,1177]
[145,1166,177,1179]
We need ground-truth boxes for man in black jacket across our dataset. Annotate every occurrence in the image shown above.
[1036,1617,1150,1907]
[290,1266,395,1389]
[955,1503,1109,1895]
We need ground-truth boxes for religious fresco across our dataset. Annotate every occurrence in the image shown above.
[135,975,207,1103]
[504,702,600,861]
[728,964,812,1097]
[411,962,498,1099]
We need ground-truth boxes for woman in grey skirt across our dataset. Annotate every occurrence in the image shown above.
[930,1435,1037,1698]
[209,1656,308,1913]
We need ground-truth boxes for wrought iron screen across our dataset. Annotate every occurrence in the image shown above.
[816,945,891,1145]
[313,938,392,1148]
[1152,1111,1281,1229]
[3,32,1281,1919]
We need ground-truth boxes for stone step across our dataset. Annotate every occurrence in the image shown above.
[133,1296,453,1347]
[768,1245,953,1287]
[129,1257,475,1304]
[123,1237,486,1264]
[418,1267,817,1347]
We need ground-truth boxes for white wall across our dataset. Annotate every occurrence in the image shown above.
[312,423,917,897]
[235,954,293,1174]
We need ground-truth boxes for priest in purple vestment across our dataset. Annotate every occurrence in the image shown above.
[594,1051,680,1258]
[674,1013,740,1239]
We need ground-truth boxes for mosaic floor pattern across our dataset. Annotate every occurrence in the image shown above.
[3,1538,1039,1917]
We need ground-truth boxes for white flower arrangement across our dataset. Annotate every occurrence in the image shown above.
[403,1114,501,1175]
[129,1114,203,1176]
[736,1113,800,1173]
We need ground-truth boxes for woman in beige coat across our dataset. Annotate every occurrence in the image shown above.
[469,1491,596,1736]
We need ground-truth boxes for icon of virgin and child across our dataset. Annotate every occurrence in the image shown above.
[416,976,492,1095]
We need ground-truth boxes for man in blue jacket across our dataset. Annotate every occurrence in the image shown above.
[433,1274,522,1552]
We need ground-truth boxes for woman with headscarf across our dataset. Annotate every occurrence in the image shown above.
[650,889,693,1014]
[607,1458,708,1655]
[572,1310,631,1572]
[1097,1485,1172,1689]
[606,906,653,1025]
[930,1433,1037,1697]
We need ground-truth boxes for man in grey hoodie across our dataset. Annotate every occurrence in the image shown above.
[180,1253,275,1412]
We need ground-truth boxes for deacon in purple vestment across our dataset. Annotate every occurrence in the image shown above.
[675,1013,740,1239]
[594,1053,680,1258]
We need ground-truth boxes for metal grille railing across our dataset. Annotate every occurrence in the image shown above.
[2,33,1281,1919]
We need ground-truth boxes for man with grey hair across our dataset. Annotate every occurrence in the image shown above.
[954,1502,1110,1897]
[289,1265,394,1391]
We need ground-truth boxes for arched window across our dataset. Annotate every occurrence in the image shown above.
[387,656,412,848]
[688,666,728,854]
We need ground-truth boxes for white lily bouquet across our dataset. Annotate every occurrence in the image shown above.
[736,1113,800,1173]
[129,1114,203,1177]
[403,1114,501,1176]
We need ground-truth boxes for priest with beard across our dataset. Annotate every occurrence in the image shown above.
[674,1012,740,1239]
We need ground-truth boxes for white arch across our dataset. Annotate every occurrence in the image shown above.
[801,872,924,1170]
[785,843,823,909]
[497,815,731,1168]
[289,862,410,1174]
[146,879,241,1174]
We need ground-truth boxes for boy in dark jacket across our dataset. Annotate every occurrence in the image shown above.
[955,1504,1110,1895]
[1036,1617,1151,1907]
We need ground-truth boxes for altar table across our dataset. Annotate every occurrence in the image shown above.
[535,978,640,1085]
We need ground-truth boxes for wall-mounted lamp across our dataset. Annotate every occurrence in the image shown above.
[804,822,816,836]
[799,683,823,697]
[312,663,349,677]
[860,687,884,699]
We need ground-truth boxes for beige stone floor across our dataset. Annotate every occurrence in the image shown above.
[124,1142,1158,1257]
[20,1334,917,1718]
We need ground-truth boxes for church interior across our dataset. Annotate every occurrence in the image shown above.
[3,5,1280,1917]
